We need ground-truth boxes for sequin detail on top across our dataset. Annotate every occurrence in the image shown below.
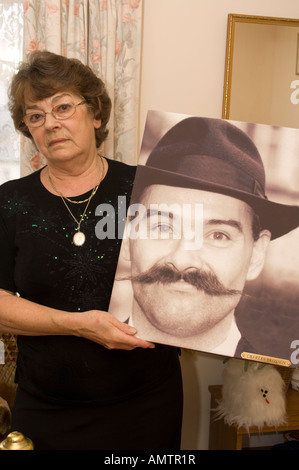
[0,161,136,313]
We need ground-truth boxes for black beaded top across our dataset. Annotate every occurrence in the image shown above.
[0,159,179,405]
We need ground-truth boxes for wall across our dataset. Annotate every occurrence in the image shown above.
[139,0,299,450]
[230,22,299,129]
[230,22,277,125]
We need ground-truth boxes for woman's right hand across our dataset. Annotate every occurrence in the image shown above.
[73,309,155,351]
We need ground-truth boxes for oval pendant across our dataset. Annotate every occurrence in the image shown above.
[73,231,86,246]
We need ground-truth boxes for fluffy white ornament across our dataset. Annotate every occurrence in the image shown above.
[215,359,287,431]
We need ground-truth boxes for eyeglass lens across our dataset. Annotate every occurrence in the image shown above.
[23,100,85,128]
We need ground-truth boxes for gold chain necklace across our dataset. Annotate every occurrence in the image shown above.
[48,155,105,246]
[48,155,105,204]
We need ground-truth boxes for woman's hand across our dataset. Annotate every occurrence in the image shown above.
[73,310,155,351]
[0,290,154,351]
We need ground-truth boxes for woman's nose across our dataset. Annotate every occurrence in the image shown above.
[44,112,61,129]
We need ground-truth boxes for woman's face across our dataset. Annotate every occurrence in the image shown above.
[23,91,101,164]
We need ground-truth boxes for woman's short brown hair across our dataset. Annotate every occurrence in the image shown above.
[8,50,112,148]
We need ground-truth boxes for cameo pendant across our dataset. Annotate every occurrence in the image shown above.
[73,231,86,246]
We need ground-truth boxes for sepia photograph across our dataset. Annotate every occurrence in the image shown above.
[109,110,299,366]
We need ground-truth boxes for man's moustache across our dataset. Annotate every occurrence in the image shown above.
[123,263,243,297]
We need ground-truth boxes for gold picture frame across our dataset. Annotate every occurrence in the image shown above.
[296,33,299,74]
[223,14,299,128]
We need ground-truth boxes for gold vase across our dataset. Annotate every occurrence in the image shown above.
[0,431,34,450]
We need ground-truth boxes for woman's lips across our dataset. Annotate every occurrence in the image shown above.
[49,138,68,146]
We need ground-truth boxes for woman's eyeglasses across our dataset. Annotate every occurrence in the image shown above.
[23,100,86,128]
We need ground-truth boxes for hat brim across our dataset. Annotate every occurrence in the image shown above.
[131,165,299,241]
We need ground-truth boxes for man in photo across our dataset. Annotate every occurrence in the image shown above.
[110,116,299,360]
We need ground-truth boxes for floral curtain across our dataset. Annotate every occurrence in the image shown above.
[0,0,23,185]
[21,0,143,175]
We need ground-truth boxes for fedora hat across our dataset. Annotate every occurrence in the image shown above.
[132,117,299,240]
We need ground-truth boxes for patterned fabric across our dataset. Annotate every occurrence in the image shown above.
[0,159,134,311]
[0,0,23,185]
[22,0,143,174]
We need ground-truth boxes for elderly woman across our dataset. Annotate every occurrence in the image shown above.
[0,51,182,450]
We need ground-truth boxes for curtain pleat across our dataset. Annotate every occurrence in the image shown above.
[0,0,23,184]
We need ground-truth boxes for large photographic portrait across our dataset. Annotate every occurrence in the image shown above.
[109,110,299,367]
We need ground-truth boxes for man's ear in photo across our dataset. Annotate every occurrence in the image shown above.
[246,229,271,281]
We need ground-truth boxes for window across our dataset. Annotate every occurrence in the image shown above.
[0,0,23,185]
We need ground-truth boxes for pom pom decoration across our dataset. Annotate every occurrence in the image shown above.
[214,359,287,431]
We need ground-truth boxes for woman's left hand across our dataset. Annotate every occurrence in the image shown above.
[71,309,156,351]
